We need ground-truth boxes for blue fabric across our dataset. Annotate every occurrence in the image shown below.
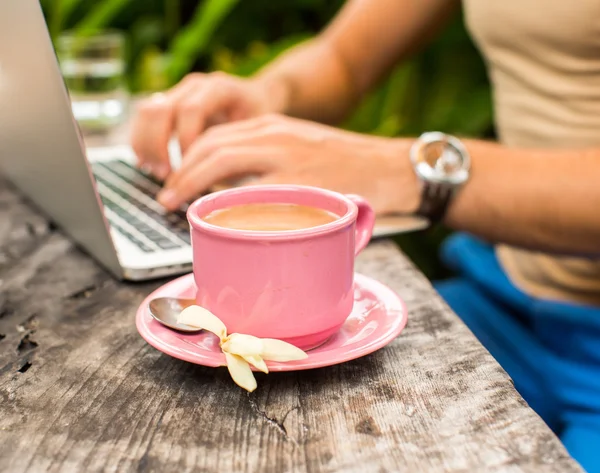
[434,233,600,473]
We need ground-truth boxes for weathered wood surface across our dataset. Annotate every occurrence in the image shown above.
[0,175,583,473]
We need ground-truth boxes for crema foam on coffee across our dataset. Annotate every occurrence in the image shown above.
[202,203,338,231]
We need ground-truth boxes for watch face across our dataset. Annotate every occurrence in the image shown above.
[410,132,470,185]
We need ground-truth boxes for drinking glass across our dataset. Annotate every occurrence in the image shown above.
[57,30,128,131]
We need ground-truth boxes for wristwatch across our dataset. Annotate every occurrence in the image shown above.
[409,131,471,223]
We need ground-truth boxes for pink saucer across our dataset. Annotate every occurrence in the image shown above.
[135,273,408,371]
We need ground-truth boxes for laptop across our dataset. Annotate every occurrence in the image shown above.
[0,0,428,281]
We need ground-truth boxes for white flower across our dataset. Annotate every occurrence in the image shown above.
[177,305,308,392]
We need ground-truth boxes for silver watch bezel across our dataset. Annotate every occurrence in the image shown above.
[409,132,471,186]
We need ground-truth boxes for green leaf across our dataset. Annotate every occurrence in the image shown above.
[126,17,166,92]
[133,46,170,93]
[165,0,240,84]
[73,0,130,34]
[164,0,181,40]
[47,0,84,38]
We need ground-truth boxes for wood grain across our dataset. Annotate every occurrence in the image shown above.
[0,174,583,473]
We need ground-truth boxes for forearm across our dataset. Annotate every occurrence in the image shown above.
[252,0,458,124]
[252,39,358,124]
[443,141,600,254]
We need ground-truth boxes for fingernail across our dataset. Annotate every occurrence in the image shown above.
[157,189,178,209]
[139,163,152,174]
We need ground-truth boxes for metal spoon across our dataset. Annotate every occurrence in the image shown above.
[148,297,201,333]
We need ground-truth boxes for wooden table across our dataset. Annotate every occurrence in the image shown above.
[0,129,584,472]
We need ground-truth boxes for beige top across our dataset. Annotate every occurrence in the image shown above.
[462,0,600,306]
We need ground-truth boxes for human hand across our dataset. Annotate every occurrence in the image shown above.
[156,114,420,215]
[130,72,281,180]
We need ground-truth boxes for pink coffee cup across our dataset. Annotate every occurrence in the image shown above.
[187,185,375,350]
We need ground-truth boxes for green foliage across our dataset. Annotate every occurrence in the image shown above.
[40,1,493,279]
[42,1,492,137]
[164,0,241,84]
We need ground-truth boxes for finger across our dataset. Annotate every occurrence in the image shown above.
[203,114,324,143]
[130,79,199,179]
[251,170,372,204]
[200,114,279,141]
[175,80,235,155]
[157,147,281,210]
[130,94,175,179]
[167,123,298,191]
[247,172,317,188]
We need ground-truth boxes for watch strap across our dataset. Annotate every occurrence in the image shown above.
[415,180,454,223]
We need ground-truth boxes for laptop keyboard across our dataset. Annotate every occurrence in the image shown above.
[91,160,191,253]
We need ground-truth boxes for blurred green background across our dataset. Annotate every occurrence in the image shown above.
[40,0,494,280]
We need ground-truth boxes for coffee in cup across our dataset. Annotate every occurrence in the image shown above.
[201,203,338,232]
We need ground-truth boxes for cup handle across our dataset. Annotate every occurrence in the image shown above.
[346,194,376,256]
